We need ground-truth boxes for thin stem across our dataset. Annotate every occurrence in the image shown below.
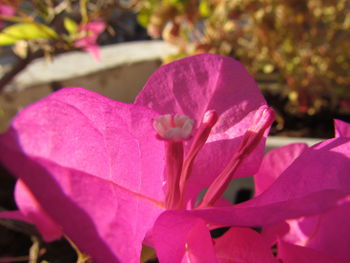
[179,110,218,199]
[65,235,91,263]
[164,141,184,209]
[80,0,89,25]
[29,236,41,263]
[0,238,45,263]
[0,50,42,92]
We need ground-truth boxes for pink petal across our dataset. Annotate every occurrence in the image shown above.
[136,53,268,202]
[152,211,217,263]
[1,149,164,263]
[0,87,166,262]
[0,4,15,16]
[254,143,308,196]
[187,137,350,226]
[0,210,29,222]
[4,87,165,201]
[261,222,290,246]
[81,20,106,34]
[15,179,62,241]
[215,227,277,263]
[74,37,92,48]
[74,37,101,61]
[278,241,348,263]
[334,119,350,137]
[84,44,101,61]
[282,199,350,261]
[75,20,105,61]
[0,4,14,29]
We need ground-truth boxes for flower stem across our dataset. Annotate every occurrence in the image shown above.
[65,235,91,263]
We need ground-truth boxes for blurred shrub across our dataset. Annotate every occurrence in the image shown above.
[0,0,145,90]
[0,1,114,56]
[134,0,350,115]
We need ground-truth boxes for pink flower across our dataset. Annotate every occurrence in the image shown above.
[152,213,278,263]
[74,20,105,61]
[255,119,350,262]
[0,4,15,29]
[0,54,349,262]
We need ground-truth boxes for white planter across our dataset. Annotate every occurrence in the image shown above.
[0,41,177,131]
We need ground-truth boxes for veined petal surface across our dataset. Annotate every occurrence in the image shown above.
[0,88,167,262]
[136,54,268,202]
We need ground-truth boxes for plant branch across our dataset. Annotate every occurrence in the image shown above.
[0,50,43,93]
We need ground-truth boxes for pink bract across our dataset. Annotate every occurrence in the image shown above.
[152,212,278,263]
[215,227,278,263]
[0,54,350,262]
[254,142,308,196]
[255,119,350,262]
[74,20,105,61]
[0,4,14,16]
[334,119,350,137]
[0,87,165,262]
[0,4,15,29]
[135,54,268,204]
[15,179,62,241]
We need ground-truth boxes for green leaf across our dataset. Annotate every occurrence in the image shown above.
[0,23,58,46]
[64,18,78,35]
[199,0,210,18]
[137,10,151,28]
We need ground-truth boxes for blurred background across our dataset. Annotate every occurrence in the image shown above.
[0,0,349,262]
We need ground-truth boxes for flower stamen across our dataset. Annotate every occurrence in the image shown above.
[153,114,194,209]
[153,114,194,141]
[179,110,218,200]
[199,106,275,208]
